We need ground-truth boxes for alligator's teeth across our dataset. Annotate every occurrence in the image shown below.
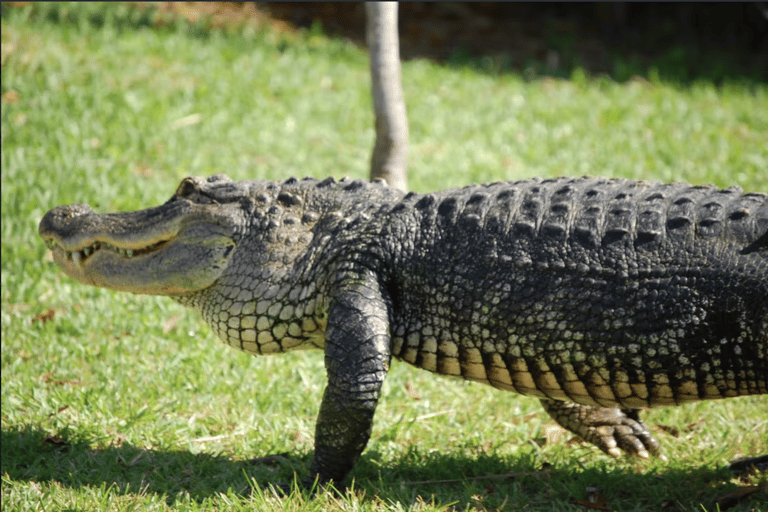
[93,242,101,250]
[83,247,91,257]
[72,251,82,266]
[126,249,133,257]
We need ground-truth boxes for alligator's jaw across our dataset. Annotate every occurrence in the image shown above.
[39,201,238,295]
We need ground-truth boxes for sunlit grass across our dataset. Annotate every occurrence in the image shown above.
[2,3,766,511]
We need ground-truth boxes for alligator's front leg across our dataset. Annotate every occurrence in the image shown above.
[309,270,392,485]
[541,399,663,460]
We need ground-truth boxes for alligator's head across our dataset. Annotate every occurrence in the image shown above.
[39,175,250,295]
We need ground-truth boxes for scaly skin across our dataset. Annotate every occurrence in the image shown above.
[40,174,768,484]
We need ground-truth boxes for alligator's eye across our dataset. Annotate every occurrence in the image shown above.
[176,178,198,198]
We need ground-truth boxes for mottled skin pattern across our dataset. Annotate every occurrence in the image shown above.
[40,175,768,485]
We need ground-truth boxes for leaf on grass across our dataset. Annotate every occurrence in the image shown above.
[43,434,69,447]
[573,486,611,511]
[405,380,421,400]
[653,424,679,437]
[31,308,57,324]
[2,90,20,104]
[55,378,83,386]
[41,371,83,386]
[292,429,307,443]
[654,419,705,437]
[162,314,180,334]
[170,113,202,130]
[134,165,155,178]
[110,433,127,448]
[469,494,482,507]
[522,411,540,422]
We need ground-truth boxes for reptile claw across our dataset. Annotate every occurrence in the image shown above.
[542,400,664,461]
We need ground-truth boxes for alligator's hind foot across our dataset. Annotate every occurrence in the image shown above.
[540,399,665,460]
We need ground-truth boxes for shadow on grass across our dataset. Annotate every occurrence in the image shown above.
[6,2,766,88]
[443,45,768,89]
[3,425,765,510]
[1,424,304,503]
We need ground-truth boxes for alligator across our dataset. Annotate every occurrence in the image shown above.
[39,174,768,485]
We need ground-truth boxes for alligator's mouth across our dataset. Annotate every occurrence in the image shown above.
[39,200,240,295]
[44,238,171,267]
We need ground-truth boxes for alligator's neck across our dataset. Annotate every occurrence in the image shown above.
[171,176,404,355]
[172,212,329,355]
[173,263,330,355]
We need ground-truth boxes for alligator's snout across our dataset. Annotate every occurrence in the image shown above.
[40,196,240,295]
[39,204,96,241]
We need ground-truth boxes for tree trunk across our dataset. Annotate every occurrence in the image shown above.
[365,2,408,191]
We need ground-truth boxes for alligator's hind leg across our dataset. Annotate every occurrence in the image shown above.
[540,399,664,460]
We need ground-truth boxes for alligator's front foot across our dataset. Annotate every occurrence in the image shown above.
[256,468,341,498]
[247,453,330,496]
[540,399,665,460]
[267,476,334,498]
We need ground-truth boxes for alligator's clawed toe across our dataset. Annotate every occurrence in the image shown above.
[597,413,665,461]
[541,400,667,460]
[609,409,663,458]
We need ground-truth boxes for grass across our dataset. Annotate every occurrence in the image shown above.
[2,2,767,511]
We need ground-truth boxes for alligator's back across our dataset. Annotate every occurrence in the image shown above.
[383,177,768,408]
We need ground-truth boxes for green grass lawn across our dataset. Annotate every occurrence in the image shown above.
[2,3,767,511]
